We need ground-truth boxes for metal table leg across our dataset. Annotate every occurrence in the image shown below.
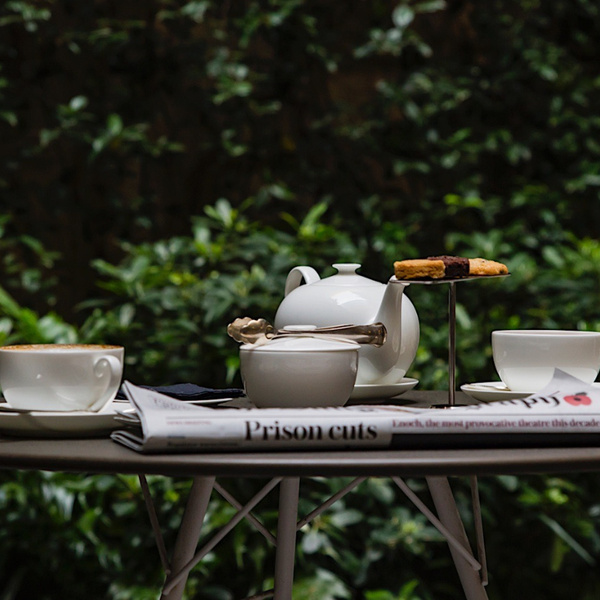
[426,476,489,600]
[160,476,216,600]
[273,477,300,600]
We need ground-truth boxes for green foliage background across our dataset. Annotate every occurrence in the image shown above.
[1,0,600,598]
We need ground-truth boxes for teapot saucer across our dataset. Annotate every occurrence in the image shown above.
[349,378,418,400]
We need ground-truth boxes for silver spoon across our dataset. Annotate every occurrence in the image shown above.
[227,317,387,347]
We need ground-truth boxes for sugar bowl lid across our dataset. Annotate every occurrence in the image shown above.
[240,332,360,353]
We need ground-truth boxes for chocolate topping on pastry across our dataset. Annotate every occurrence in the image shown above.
[427,255,469,278]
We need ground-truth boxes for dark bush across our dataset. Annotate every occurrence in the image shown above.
[1,1,600,599]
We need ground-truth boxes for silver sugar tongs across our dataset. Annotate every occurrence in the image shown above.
[227,317,387,347]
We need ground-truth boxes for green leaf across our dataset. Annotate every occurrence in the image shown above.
[539,514,595,566]
[392,5,414,29]
[69,95,88,111]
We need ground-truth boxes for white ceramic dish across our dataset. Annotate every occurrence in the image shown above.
[240,336,359,408]
[461,381,600,403]
[125,397,233,407]
[349,378,418,400]
[0,343,124,412]
[0,399,123,438]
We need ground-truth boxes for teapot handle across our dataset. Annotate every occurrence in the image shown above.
[284,266,320,296]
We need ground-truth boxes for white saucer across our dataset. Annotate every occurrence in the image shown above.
[461,381,600,403]
[160,397,234,406]
[349,378,419,400]
[0,399,123,438]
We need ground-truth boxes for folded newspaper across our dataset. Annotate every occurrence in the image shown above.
[111,370,600,453]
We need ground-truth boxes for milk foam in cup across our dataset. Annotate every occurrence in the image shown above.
[0,344,124,412]
[492,330,600,393]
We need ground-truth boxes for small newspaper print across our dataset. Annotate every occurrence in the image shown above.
[110,370,600,453]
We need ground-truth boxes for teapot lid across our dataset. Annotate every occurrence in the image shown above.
[313,264,382,287]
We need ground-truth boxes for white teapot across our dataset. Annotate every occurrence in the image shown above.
[274,263,419,385]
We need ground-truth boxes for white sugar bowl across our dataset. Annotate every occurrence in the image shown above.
[239,335,359,408]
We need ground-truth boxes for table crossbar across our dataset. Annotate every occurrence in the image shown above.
[162,477,282,596]
[393,476,481,572]
[139,474,171,574]
[214,481,277,546]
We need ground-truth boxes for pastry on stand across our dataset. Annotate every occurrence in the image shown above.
[393,256,509,407]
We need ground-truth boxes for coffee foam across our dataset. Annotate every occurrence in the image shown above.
[0,344,122,352]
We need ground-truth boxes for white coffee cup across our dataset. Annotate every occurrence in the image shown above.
[0,344,124,412]
[492,330,600,393]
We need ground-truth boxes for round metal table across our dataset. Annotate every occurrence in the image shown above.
[0,390,598,600]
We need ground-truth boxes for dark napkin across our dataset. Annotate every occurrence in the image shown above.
[116,383,244,401]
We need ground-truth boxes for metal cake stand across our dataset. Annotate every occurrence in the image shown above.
[392,274,510,407]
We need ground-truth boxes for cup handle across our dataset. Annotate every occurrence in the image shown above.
[90,355,123,412]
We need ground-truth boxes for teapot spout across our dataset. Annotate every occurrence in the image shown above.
[356,279,411,385]
[375,278,408,328]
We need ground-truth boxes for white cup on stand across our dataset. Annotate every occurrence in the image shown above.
[0,344,124,412]
[492,330,600,394]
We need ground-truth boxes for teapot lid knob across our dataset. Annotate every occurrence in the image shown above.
[332,263,361,274]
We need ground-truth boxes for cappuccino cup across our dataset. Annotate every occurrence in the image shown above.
[492,330,600,393]
[0,344,124,412]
